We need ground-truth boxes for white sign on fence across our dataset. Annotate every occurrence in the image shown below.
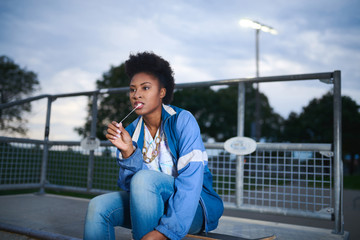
[224,136,257,155]
[80,137,100,151]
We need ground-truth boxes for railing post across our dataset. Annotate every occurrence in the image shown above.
[236,82,245,207]
[39,97,53,194]
[333,70,344,234]
[87,93,98,192]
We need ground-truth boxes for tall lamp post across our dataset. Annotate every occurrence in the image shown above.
[239,19,277,141]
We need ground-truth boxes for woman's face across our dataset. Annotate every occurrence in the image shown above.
[129,72,166,116]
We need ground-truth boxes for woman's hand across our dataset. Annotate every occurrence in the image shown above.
[141,230,168,240]
[106,121,134,158]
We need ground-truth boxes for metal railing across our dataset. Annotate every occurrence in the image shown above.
[0,71,343,234]
[0,137,333,220]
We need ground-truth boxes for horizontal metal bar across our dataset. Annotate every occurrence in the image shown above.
[100,141,113,146]
[53,86,131,98]
[97,87,129,94]
[0,137,110,146]
[1,137,332,152]
[0,184,42,191]
[175,72,334,88]
[204,142,332,151]
[52,72,335,95]
[204,142,225,149]
[48,140,81,146]
[44,184,111,195]
[256,143,332,151]
[0,94,51,109]
[224,203,332,220]
[0,72,335,110]
[0,222,80,240]
[0,136,44,144]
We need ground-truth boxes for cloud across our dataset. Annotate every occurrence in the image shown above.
[49,97,89,140]
[260,81,333,118]
[1,0,359,141]
[171,55,214,83]
[45,68,97,94]
[9,68,97,140]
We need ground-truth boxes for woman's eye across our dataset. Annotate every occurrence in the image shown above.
[143,86,150,90]
[129,88,136,93]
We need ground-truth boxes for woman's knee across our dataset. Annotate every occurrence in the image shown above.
[130,170,158,192]
[130,170,174,201]
[86,192,128,222]
[86,195,108,220]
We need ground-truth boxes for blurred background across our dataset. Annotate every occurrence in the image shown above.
[1,0,359,176]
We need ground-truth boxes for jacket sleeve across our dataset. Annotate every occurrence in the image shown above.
[155,111,206,240]
[116,142,145,191]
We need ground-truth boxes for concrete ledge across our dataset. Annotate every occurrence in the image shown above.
[0,222,81,240]
[0,193,351,240]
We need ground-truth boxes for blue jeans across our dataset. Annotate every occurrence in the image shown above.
[83,170,204,240]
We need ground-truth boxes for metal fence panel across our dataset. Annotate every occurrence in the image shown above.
[206,145,333,219]
[241,149,332,219]
[0,137,333,220]
[0,139,42,188]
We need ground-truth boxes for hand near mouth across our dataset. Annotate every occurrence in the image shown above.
[106,121,134,158]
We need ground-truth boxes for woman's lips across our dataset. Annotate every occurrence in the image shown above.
[135,102,144,109]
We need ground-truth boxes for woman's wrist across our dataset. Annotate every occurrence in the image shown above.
[121,145,135,158]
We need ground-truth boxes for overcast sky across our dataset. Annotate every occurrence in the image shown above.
[1,0,359,141]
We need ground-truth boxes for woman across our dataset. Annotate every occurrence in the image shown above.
[84,52,223,240]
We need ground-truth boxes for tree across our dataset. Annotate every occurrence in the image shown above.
[172,84,284,142]
[77,62,284,143]
[75,63,131,140]
[281,92,360,174]
[0,56,40,135]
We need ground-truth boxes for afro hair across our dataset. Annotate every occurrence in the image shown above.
[125,52,175,104]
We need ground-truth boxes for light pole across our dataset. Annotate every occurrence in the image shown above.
[239,18,277,141]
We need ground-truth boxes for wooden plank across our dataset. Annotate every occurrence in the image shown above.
[185,234,277,240]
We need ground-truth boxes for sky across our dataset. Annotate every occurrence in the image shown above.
[1,0,359,141]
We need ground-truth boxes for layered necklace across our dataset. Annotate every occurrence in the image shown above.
[142,124,162,163]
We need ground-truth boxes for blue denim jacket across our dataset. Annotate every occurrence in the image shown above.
[116,104,223,240]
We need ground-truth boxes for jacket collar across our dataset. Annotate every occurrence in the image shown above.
[161,104,177,122]
[131,104,177,144]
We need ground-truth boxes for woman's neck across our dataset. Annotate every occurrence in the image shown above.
[143,111,162,138]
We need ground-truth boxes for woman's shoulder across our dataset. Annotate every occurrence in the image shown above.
[165,105,199,131]
[166,105,195,120]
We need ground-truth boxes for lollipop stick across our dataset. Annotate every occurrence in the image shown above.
[119,104,142,123]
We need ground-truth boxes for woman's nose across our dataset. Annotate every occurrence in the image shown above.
[133,90,141,99]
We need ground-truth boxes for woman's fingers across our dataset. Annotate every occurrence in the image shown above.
[116,129,135,158]
[117,123,131,141]
[105,122,133,153]
[106,121,121,140]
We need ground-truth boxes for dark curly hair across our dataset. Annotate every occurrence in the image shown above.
[125,52,175,104]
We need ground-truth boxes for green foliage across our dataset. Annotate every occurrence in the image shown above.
[343,175,360,190]
[281,91,360,174]
[341,95,360,156]
[76,60,360,176]
[282,92,333,143]
[76,61,284,142]
[0,56,40,135]
[281,91,360,152]
[172,84,284,142]
[75,64,132,140]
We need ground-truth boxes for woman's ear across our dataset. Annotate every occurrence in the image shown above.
[160,88,166,100]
